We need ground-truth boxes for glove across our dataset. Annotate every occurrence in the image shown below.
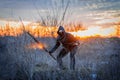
[48,51,52,54]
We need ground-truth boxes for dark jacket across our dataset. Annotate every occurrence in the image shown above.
[50,26,79,53]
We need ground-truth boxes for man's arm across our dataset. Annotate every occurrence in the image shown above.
[49,41,60,54]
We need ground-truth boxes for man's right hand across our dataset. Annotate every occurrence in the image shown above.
[48,51,52,54]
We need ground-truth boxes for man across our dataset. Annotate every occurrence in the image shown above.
[49,26,80,70]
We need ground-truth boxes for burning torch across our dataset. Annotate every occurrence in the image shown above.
[27,32,56,60]
[19,17,56,61]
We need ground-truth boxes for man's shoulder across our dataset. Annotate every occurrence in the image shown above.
[66,32,74,37]
[66,32,79,41]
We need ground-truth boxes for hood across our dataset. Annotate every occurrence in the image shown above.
[57,26,65,36]
[57,26,65,33]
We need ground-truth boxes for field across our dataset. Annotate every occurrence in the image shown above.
[0,24,120,80]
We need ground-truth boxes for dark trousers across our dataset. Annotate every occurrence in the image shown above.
[57,46,78,70]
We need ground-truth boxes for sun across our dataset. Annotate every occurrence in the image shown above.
[70,26,117,38]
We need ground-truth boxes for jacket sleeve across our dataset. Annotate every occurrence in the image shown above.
[49,40,60,53]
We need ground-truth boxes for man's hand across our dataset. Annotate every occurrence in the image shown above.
[48,51,52,54]
[48,51,56,60]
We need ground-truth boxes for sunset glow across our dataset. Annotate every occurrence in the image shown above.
[70,26,117,38]
[0,21,119,38]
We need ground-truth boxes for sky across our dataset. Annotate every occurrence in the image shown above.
[0,0,120,27]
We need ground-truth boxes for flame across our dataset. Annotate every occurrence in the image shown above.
[26,42,46,50]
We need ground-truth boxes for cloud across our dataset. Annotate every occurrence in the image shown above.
[96,18,120,24]
[0,0,120,24]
